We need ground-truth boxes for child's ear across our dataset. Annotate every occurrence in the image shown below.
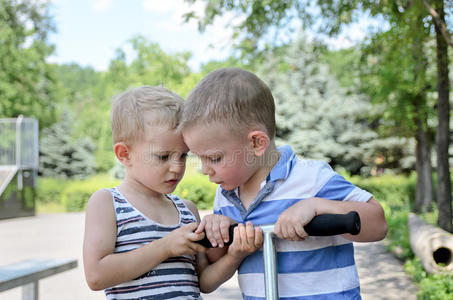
[247,130,269,157]
[114,142,132,167]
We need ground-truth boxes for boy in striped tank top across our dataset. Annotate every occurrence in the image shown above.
[179,68,388,299]
[83,86,263,299]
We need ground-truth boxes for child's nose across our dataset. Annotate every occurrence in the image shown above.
[169,160,185,173]
[201,163,214,176]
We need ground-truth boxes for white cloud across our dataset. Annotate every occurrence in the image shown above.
[92,0,113,12]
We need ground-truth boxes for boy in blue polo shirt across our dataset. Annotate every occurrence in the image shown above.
[180,68,388,299]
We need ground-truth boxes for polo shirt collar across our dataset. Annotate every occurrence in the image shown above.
[220,145,297,219]
[266,145,297,183]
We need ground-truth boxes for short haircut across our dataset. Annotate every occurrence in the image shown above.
[111,85,184,145]
[180,68,276,138]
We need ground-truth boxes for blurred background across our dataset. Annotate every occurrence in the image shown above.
[0,0,452,299]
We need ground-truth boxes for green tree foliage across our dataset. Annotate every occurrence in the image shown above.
[39,110,95,178]
[0,0,57,127]
[259,34,378,174]
[103,35,192,96]
[51,36,196,173]
[185,0,452,226]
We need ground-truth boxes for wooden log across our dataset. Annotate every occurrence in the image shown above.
[408,213,453,274]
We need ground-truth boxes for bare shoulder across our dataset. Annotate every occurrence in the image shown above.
[86,188,114,214]
[182,199,201,222]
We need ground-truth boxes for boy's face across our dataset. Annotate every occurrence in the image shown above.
[182,123,259,191]
[127,121,189,196]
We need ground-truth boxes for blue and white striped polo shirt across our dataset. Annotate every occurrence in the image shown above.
[213,145,372,300]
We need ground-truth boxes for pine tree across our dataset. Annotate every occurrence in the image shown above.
[39,111,95,178]
[259,34,383,174]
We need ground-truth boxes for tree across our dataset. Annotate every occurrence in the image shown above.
[259,34,379,175]
[0,0,57,127]
[39,110,95,178]
[184,0,452,229]
[358,2,436,213]
[430,0,452,231]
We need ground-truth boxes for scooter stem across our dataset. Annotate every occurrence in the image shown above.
[261,225,278,300]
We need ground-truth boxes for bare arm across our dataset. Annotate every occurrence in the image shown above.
[183,201,240,292]
[183,205,263,294]
[83,190,205,290]
[198,223,263,293]
[275,197,388,242]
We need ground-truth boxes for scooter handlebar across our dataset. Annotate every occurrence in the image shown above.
[196,211,361,248]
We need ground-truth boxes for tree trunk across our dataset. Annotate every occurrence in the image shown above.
[412,18,433,213]
[414,116,433,213]
[434,0,452,232]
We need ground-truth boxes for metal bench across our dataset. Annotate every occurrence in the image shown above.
[0,258,77,300]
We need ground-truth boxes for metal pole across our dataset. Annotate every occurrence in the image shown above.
[261,224,278,300]
[22,281,38,300]
[16,115,23,190]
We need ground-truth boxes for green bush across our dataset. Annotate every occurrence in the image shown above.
[37,174,120,212]
[405,258,453,300]
[37,171,216,212]
[174,173,217,210]
[36,177,67,204]
[95,150,116,173]
[60,174,120,211]
[350,173,453,298]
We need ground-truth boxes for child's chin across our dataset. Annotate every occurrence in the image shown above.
[220,183,236,191]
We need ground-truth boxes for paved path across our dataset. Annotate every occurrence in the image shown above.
[0,212,417,299]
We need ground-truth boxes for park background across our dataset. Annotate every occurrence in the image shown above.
[1,0,453,299]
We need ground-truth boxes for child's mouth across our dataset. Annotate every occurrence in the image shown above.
[166,179,178,186]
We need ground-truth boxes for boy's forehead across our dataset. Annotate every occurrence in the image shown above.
[183,126,247,157]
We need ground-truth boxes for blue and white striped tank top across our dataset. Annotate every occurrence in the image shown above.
[104,187,201,300]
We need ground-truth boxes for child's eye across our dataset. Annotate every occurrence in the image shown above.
[156,154,169,161]
[180,153,188,159]
[210,157,221,163]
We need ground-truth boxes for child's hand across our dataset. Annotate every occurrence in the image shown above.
[195,214,236,248]
[228,222,263,259]
[163,222,207,257]
[274,199,316,241]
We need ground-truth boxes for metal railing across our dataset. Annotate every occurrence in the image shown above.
[0,116,39,169]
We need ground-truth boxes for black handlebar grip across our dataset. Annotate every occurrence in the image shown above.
[196,223,238,248]
[196,211,360,247]
[303,211,361,236]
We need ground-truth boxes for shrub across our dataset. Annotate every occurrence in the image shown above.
[37,174,120,212]
[350,173,453,298]
[405,258,453,300]
[60,174,120,211]
[37,170,216,212]
[174,173,217,210]
[36,177,67,204]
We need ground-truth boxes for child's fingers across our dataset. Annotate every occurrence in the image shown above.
[187,230,205,242]
[237,223,246,244]
[294,225,307,240]
[245,222,255,245]
[205,222,217,247]
[273,222,282,239]
[195,218,206,233]
[213,221,225,248]
[254,227,263,247]
[220,221,231,244]
[190,241,207,253]
[185,222,199,232]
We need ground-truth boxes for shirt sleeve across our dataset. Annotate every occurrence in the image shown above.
[314,164,373,203]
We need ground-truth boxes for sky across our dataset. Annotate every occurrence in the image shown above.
[47,0,372,72]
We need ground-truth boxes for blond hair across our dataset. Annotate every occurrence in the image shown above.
[111,85,184,145]
[180,68,276,138]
